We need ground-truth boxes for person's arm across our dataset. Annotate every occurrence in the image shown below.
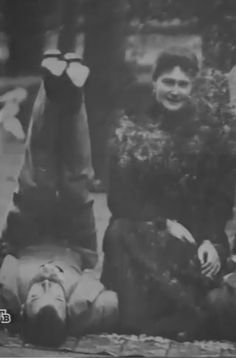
[0,255,21,328]
[67,271,104,335]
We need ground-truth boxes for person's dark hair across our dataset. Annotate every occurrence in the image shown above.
[152,46,199,81]
[21,306,67,347]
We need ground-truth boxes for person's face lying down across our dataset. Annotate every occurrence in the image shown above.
[153,66,192,112]
[25,264,67,322]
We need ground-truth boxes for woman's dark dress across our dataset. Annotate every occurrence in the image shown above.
[101,89,236,338]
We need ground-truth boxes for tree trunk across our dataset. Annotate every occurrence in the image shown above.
[3,0,64,75]
[84,0,128,184]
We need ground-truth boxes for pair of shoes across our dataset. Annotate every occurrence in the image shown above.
[42,50,90,87]
[41,50,90,102]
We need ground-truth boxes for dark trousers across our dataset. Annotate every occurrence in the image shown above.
[2,76,97,254]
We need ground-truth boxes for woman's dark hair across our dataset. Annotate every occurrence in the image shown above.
[152,46,199,81]
[21,305,67,347]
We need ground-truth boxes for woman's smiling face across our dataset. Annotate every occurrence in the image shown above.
[153,66,193,112]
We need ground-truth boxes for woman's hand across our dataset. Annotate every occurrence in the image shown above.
[197,240,221,278]
[166,219,196,244]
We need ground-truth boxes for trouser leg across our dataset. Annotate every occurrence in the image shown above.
[1,81,59,252]
[57,81,97,251]
[2,55,97,254]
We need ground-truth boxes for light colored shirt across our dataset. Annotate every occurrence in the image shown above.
[0,244,104,327]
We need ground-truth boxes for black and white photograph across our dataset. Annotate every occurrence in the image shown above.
[1,0,236,357]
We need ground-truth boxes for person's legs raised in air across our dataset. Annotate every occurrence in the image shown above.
[56,53,97,252]
[1,50,66,254]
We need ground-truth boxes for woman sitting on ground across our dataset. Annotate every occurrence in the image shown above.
[101,46,236,340]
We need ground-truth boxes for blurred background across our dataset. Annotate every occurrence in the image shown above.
[0,0,236,185]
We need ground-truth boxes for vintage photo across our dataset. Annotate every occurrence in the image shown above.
[0,0,236,357]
